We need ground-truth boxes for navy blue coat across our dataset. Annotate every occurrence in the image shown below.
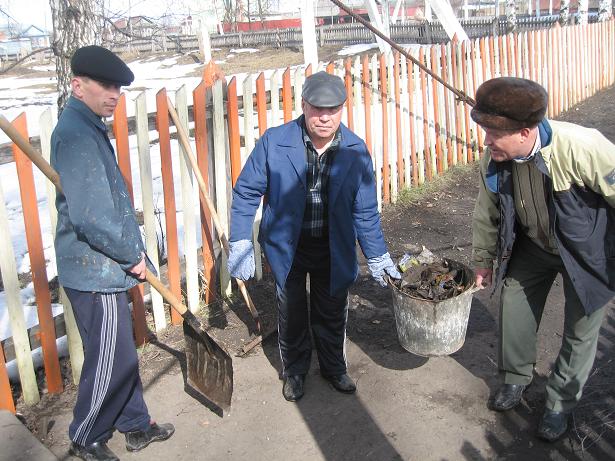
[230,118,388,296]
[51,96,151,292]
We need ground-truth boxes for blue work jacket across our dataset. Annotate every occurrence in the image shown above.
[51,96,152,292]
[230,118,388,296]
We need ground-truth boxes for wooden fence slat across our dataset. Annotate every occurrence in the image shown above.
[135,93,165,330]
[441,43,454,166]
[399,53,412,183]
[451,37,463,166]
[39,108,83,384]
[393,52,404,188]
[379,53,390,204]
[461,41,473,164]
[387,52,398,202]
[175,86,200,314]
[156,89,182,325]
[256,73,267,137]
[270,70,281,128]
[370,54,382,210]
[193,82,217,303]
[242,75,263,281]
[293,68,303,119]
[282,68,293,123]
[344,58,354,131]
[213,80,232,297]
[0,344,15,412]
[470,40,482,156]
[430,47,443,175]
[361,55,372,155]
[0,180,39,404]
[12,114,63,394]
[353,56,363,140]
[227,78,242,185]
[406,55,418,186]
[419,48,432,181]
[113,94,148,345]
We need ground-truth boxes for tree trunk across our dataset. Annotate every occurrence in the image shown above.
[559,0,571,25]
[50,0,99,115]
[578,0,589,25]
[598,0,613,21]
[505,0,516,33]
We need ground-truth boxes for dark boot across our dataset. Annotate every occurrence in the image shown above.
[282,375,305,402]
[324,373,356,394]
[490,384,526,411]
[125,422,175,452]
[537,409,569,442]
[69,441,119,461]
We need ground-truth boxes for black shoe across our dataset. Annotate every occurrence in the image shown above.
[490,383,526,411]
[325,373,357,394]
[69,441,119,461]
[537,409,569,442]
[282,374,305,402]
[125,422,175,452]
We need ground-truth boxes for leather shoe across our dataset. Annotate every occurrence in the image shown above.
[69,441,119,461]
[125,422,175,452]
[490,383,526,411]
[537,409,569,442]
[282,374,305,402]
[325,373,356,394]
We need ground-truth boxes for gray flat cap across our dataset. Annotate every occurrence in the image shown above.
[71,45,134,86]
[302,71,347,107]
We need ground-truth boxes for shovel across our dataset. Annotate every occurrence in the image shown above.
[166,97,261,333]
[0,115,233,410]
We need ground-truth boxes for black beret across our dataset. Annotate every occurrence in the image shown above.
[71,45,134,86]
[471,77,548,130]
[302,71,347,108]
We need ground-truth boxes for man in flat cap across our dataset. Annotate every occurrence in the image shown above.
[471,77,615,441]
[51,45,174,460]
[228,70,400,401]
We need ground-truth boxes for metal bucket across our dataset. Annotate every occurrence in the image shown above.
[390,259,476,357]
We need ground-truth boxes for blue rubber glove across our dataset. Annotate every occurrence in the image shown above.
[367,252,401,287]
[227,239,255,281]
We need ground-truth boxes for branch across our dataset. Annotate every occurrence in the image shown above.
[0,47,52,75]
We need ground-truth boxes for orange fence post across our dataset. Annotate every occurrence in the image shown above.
[393,52,403,186]
[379,54,390,203]
[12,114,63,393]
[451,37,463,165]
[193,82,216,304]
[256,72,267,137]
[528,30,535,82]
[0,344,15,413]
[419,48,432,180]
[506,33,513,76]
[305,63,313,77]
[470,41,482,155]
[344,58,354,131]
[461,41,473,163]
[282,67,293,123]
[429,47,442,175]
[361,55,372,155]
[227,77,242,185]
[326,61,335,74]
[498,35,505,76]
[113,94,148,346]
[513,33,521,77]
[155,89,182,325]
[407,57,418,185]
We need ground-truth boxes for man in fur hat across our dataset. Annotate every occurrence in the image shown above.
[471,77,615,441]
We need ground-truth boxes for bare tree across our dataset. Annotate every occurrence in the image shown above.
[50,0,99,114]
[598,0,613,21]
[559,0,571,25]
[505,0,516,33]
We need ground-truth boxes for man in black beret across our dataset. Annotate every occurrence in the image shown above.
[51,45,174,460]
[228,70,400,402]
[471,77,615,442]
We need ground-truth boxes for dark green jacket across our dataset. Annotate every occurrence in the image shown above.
[472,119,615,314]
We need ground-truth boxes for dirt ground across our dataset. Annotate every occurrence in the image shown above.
[11,76,615,459]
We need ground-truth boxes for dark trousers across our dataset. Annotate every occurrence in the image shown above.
[499,235,606,413]
[276,234,349,378]
[65,288,151,446]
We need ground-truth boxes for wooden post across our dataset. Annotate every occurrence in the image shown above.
[12,114,63,394]
[135,93,165,331]
[379,54,390,204]
[440,43,454,165]
[451,37,463,166]
[470,39,482,158]
[362,55,372,155]
[193,82,217,303]
[283,67,293,123]
[371,54,382,210]
[0,344,15,413]
[227,77,242,185]
[344,58,354,130]
[270,70,281,128]
[407,55,418,186]
[461,41,472,164]
[256,72,267,136]
[430,47,443,175]
[393,52,404,188]
[113,94,148,345]
[419,48,432,181]
[156,90,182,325]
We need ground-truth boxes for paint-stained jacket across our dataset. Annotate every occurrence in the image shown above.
[472,119,615,314]
[51,96,152,292]
[230,117,388,296]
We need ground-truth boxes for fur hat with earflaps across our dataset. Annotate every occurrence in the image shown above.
[471,77,548,130]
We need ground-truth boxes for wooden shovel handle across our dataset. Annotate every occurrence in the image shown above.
[166,97,261,332]
[0,115,193,320]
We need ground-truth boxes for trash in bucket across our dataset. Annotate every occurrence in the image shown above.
[389,256,476,357]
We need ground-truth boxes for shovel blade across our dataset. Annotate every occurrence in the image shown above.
[183,314,233,410]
